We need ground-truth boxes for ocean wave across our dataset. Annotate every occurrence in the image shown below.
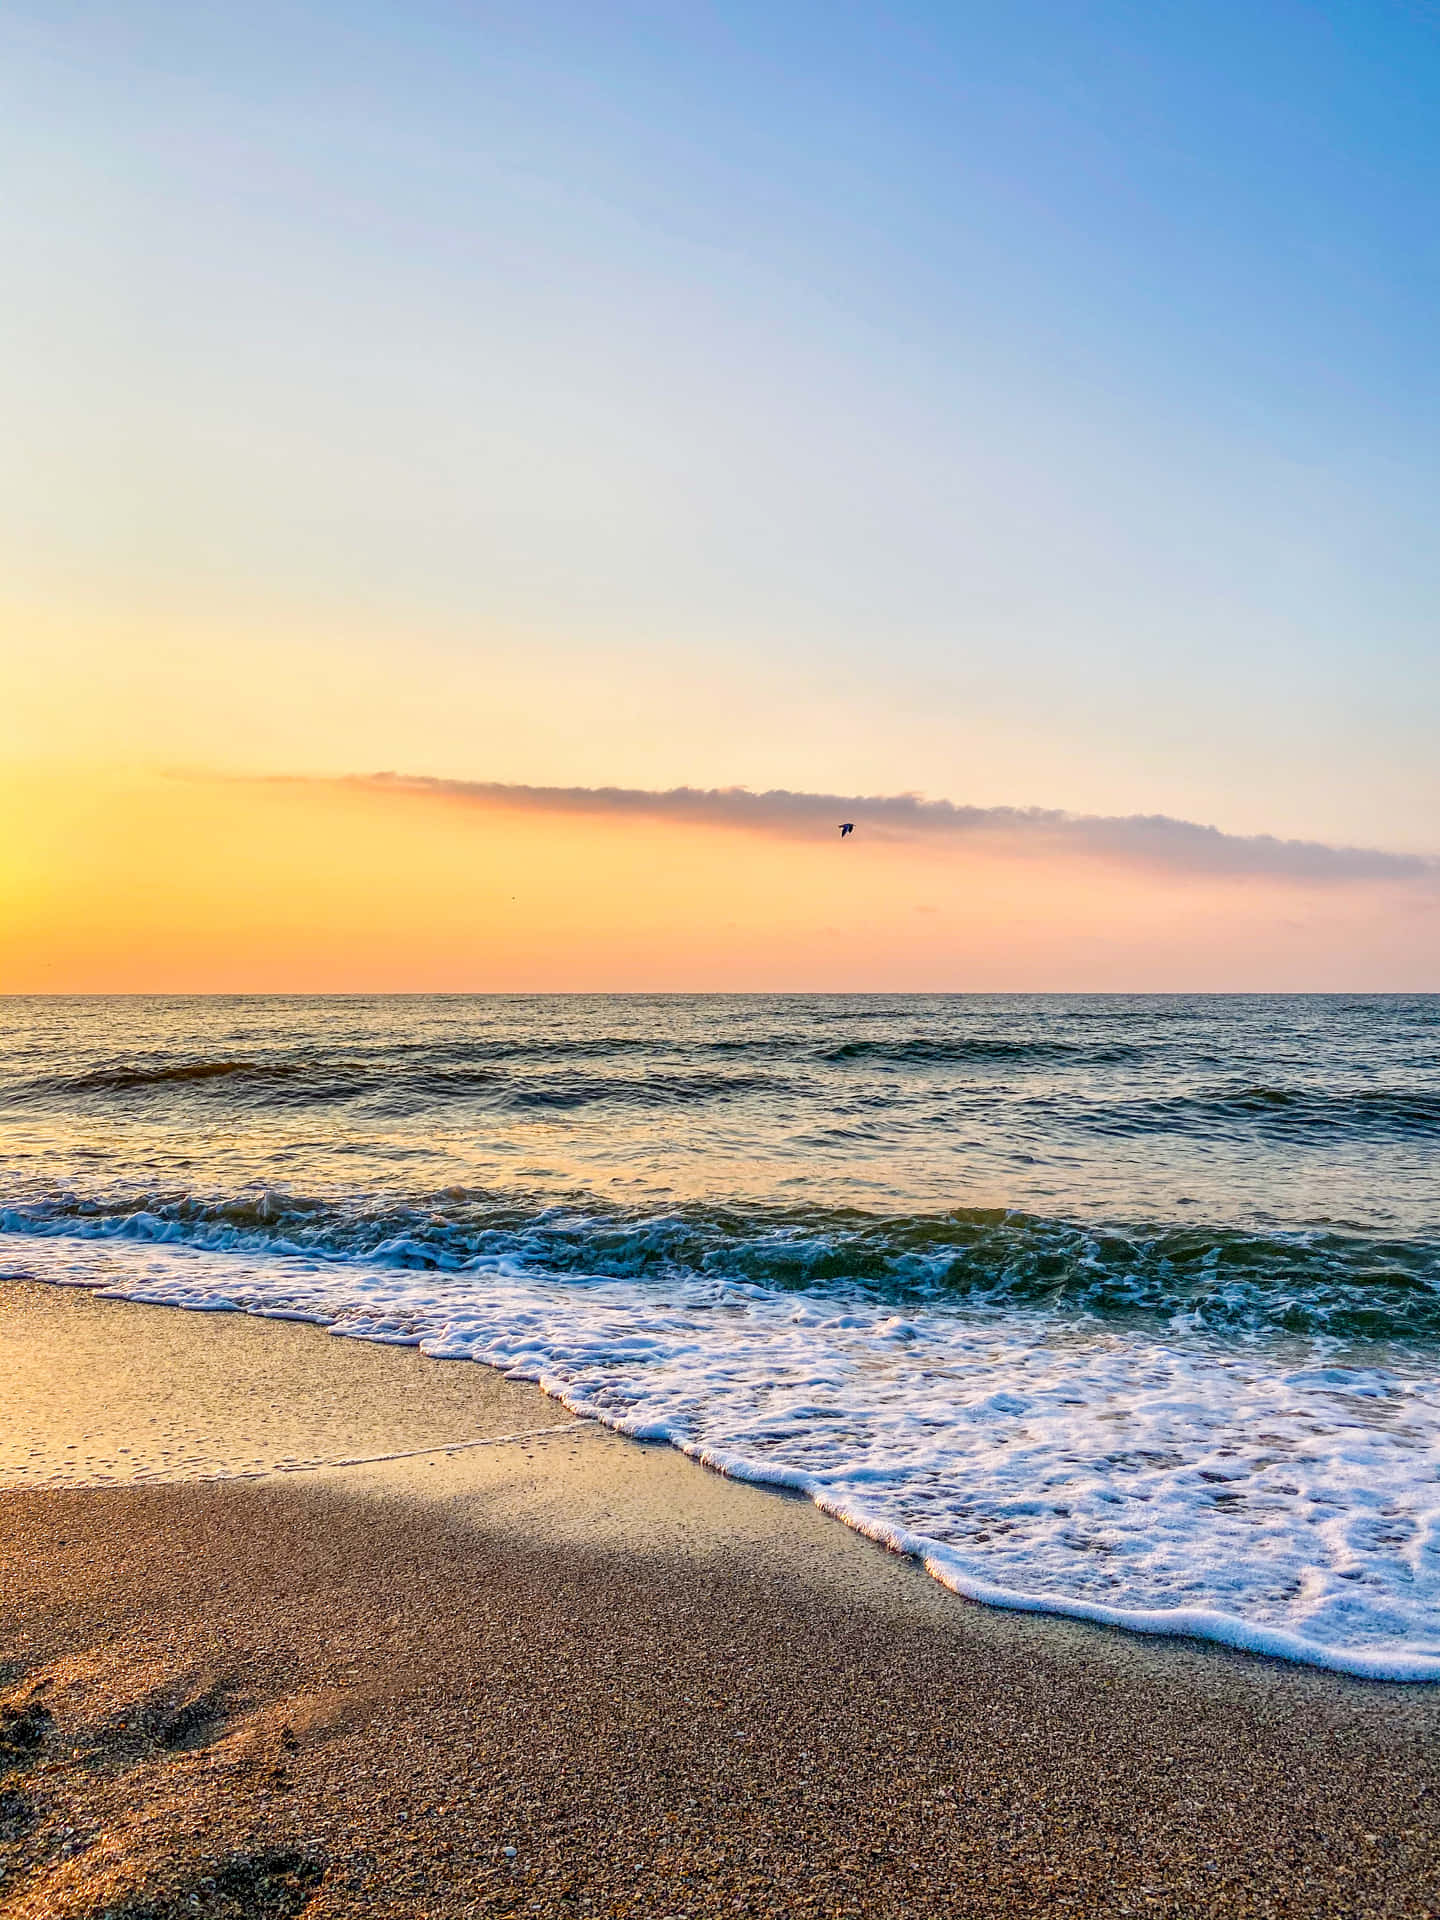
[18,1057,364,1103]
[1083,1084,1440,1139]
[7,1059,797,1113]
[2,1030,1136,1099]
[816,1036,1143,1065]
[7,1226,1440,1682]
[3,1192,1436,1341]
[492,1070,795,1111]
[55,1058,307,1091]
[20,1051,1437,1151]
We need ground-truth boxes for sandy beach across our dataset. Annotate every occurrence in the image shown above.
[1,1279,1437,1919]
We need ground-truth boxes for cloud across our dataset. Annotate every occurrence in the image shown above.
[234,770,1438,886]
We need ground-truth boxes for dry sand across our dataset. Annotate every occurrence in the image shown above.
[1,1279,1437,1919]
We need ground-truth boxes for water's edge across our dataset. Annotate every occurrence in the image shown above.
[11,1246,1439,1684]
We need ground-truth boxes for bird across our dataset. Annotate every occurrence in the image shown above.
[838,822,854,837]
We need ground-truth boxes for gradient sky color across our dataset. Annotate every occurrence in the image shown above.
[3,3,1437,989]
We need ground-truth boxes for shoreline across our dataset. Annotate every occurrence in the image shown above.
[2,1281,1439,1916]
[7,1244,1440,1684]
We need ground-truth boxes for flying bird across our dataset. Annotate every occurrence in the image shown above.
[838,822,854,837]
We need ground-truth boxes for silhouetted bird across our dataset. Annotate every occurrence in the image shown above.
[838,822,855,837]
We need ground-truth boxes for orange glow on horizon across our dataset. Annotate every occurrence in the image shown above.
[1,768,1430,994]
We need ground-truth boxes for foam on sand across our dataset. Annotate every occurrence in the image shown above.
[6,1226,1440,1682]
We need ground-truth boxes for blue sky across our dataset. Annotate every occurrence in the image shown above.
[4,0,1438,855]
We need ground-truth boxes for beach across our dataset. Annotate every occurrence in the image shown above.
[2,1281,1437,1919]
[10,0,1439,1900]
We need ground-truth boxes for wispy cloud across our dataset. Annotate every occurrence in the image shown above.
[235,771,1438,885]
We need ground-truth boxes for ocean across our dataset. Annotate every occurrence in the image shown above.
[3,992,1438,1678]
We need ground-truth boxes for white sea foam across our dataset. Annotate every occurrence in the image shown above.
[7,1225,1440,1681]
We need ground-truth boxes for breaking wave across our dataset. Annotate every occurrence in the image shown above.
[3,1191,1437,1342]
[6,1209,1440,1682]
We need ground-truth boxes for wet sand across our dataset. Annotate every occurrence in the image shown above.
[1,1280,1437,1918]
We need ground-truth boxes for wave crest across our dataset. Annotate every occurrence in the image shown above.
[3,1191,1436,1342]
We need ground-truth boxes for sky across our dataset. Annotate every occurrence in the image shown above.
[3,1,1438,990]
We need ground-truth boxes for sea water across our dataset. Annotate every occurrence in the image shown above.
[2,993,1437,1678]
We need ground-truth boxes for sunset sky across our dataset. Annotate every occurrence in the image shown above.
[3,2,1438,990]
